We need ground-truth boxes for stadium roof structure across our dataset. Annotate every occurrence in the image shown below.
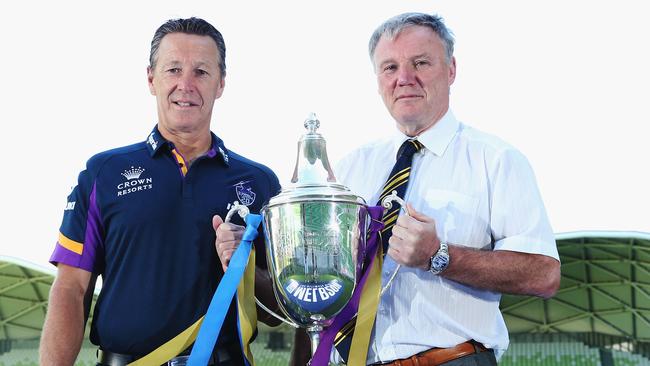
[3,231,650,344]
[0,256,97,344]
[0,256,56,340]
[502,231,650,342]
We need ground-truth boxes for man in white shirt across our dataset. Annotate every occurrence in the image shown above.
[292,12,560,366]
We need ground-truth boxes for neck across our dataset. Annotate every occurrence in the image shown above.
[158,124,212,162]
[397,107,449,137]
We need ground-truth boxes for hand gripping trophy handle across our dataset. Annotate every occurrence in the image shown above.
[380,190,409,295]
[224,201,300,329]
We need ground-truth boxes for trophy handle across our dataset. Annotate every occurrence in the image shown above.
[379,190,410,295]
[224,202,300,329]
[225,201,250,222]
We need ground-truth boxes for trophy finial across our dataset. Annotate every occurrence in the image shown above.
[292,112,335,184]
[304,112,320,133]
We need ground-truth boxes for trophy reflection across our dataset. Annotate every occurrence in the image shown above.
[261,113,368,355]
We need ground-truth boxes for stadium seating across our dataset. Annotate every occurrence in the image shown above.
[4,339,650,365]
[500,341,601,366]
[612,349,650,366]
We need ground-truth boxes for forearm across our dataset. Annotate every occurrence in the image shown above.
[442,246,560,298]
[39,281,87,365]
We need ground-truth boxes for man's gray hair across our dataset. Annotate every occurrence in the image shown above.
[368,13,455,64]
[149,17,226,78]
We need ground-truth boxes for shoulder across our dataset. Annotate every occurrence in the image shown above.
[84,142,148,178]
[227,150,280,188]
[456,123,530,166]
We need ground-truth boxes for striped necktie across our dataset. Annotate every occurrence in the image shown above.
[377,139,424,254]
[333,139,423,363]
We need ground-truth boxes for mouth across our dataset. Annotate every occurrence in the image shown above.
[172,101,199,108]
[396,94,423,102]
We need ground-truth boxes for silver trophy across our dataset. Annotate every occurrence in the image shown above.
[261,113,368,355]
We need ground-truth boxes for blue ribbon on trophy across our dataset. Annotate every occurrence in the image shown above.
[187,211,261,366]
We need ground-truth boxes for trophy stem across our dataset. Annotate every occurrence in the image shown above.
[306,324,323,356]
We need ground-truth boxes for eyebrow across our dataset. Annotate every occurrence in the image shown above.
[377,53,431,68]
[161,60,215,69]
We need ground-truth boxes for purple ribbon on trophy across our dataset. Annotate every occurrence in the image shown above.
[310,205,384,365]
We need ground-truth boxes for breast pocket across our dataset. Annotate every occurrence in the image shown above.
[423,189,485,249]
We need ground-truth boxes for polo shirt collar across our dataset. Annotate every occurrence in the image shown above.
[390,109,459,158]
[145,125,230,166]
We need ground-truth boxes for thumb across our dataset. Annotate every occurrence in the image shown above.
[212,215,224,232]
[406,203,433,223]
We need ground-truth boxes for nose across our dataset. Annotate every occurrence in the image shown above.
[177,71,196,92]
[397,66,416,87]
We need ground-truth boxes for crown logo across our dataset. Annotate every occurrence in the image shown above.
[122,166,145,180]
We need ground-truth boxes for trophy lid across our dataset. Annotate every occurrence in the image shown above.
[266,113,366,207]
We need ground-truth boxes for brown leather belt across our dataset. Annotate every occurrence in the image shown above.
[373,340,490,366]
[97,348,226,366]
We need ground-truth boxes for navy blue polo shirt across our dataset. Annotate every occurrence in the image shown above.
[50,126,280,356]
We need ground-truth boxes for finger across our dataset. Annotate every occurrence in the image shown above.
[218,222,245,233]
[212,215,224,231]
[220,249,235,271]
[217,230,240,243]
[388,233,403,250]
[216,240,239,253]
[395,213,417,230]
[391,225,409,242]
[221,254,231,271]
[406,203,434,223]
[386,246,399,261]
[223,249,234,261]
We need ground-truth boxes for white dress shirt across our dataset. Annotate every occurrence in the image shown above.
[334,110,559,363]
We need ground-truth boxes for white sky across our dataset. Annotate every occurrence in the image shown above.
[1,0,649,269]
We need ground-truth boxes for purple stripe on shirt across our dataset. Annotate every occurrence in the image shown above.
[50,182,103,272]
[81,182,103,270]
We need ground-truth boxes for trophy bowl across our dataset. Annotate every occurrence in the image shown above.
[262,193,367,324]
[260,114,368,354]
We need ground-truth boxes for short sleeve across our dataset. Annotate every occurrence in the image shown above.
[50,167,104,272]
[490,149,559,260]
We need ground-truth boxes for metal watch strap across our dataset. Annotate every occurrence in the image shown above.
[429,241,450,275]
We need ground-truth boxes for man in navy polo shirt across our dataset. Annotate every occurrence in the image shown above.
[40,17,280,366]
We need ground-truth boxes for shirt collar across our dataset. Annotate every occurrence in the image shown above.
[390,109,460,158]
[145,125,230,167]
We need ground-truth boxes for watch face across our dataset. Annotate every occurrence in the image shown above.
[431,253,449,273]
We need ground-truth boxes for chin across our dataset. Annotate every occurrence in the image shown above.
[165,119,201,133]
[395,118,428,136]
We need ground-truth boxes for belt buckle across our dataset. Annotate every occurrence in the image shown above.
[168,355,190,366]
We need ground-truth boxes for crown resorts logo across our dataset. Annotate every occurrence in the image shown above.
[121,166,145,180]
[117,166,153,197]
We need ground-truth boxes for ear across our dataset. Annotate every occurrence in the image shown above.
[147,66,156,95]
[214,75,226,100]
[448,56,457,86]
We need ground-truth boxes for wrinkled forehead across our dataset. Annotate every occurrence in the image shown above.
[155,33,221,67]
[372,26,442,63]
[381,24,439,45]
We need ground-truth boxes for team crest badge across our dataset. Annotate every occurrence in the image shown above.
[235,181,256,206]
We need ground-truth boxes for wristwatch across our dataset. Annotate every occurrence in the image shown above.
[428,241,450,275]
